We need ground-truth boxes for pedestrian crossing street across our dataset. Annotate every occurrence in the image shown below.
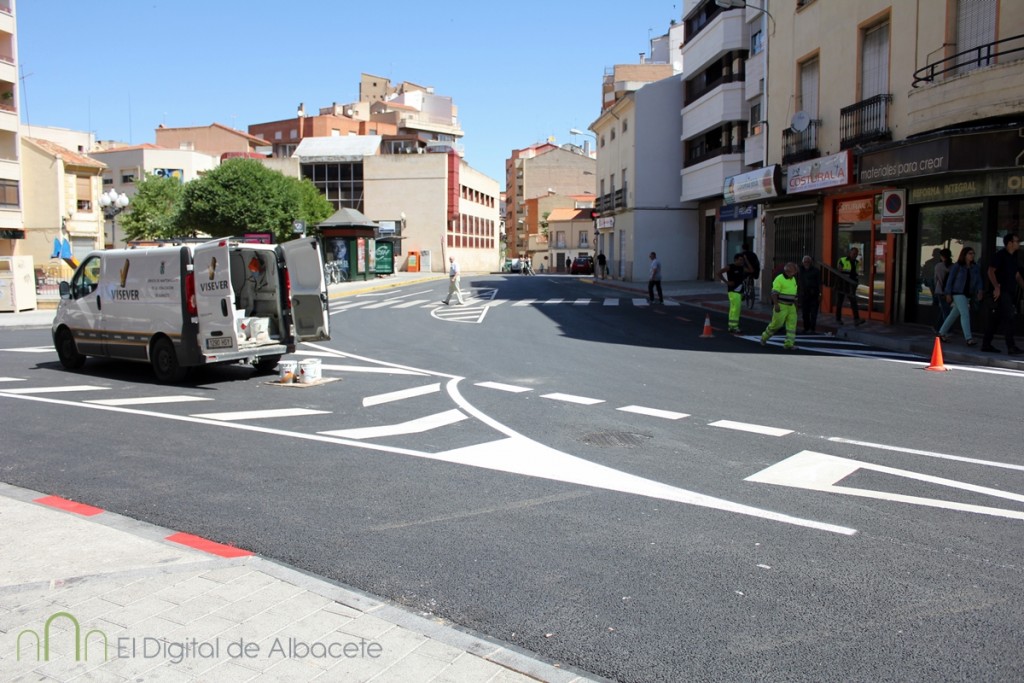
[330,295,680,314]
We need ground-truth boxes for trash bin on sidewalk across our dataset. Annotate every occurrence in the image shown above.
[407,251,420,272]
[0,256,37,312]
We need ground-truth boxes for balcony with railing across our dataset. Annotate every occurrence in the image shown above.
[907,34,1024,136]
[597,185,627,213]
[781,119,822,164]
[839,94,892,149]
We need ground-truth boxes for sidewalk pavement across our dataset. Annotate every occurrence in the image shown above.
[0,482,600,683]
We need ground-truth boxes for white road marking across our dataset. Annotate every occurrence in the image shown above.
[86,395,215,406]
[663,301,680,306]
[541,299,565,305]
[485,299,507,307]
[475,381,532,393]
[633,298,649,306]
[431,306,490,324]
[573,298,591,305]
[1,375,856,535]
[320,409,467,440]
[513,299,537,306]
[332,300,372,310]
[0,377,26,382]
[193,407,330,421]
[709,420,793,437]
[617,405,690,420]
[1,385,108,394]
[391,299,432,308]
[541,392,605,405]
[362,299,410,309]
[292,349,347,358]
[363,383,441,407]
[320,364,427,376]
[827,437,1024,472]
[603,298,619,306]
[0,346,54,353]
[747,450,1024,521]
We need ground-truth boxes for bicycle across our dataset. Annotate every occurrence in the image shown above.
[742,276,756,309]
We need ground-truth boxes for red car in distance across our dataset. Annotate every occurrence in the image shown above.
[569,256,595,275]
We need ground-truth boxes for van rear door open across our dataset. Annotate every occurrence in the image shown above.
[193,241,239,354]
[281,238,330,341]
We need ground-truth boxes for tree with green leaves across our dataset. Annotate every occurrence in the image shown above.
[176,159,333,242]
[119,173,184,242]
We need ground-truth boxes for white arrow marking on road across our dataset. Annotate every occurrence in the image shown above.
[363,383,441,407]
[746,450,1024,520]
[434,437,856,535]
[710,420,793,437]
[828,437,1024,471]
[320,409,467,440]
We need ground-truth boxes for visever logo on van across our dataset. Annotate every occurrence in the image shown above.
[199,280,229,293]
[112,289,141,300]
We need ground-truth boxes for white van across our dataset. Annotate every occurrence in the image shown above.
[52,237,331,383]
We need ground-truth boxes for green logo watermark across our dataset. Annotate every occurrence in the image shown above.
[17,611,108,662]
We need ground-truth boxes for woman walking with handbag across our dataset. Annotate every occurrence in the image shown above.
[937,246,984,345]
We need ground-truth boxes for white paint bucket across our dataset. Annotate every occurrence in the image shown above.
[278,359,297,384]
[298,358,322,384]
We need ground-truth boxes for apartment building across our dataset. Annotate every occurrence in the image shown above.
[591,73,697,281]
[505,143,596,263]
[0,0,20,256]
[154,123,269,159]
[681,0,769,285]
[762,0,1024,328]
[521,193,596,273]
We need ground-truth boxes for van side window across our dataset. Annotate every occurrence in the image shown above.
[71,257,101,299]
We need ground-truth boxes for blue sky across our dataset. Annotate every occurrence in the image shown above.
[16,1,679,183]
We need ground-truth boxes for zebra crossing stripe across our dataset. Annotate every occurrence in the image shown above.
[513,299,536,306]
[573,298,591,305]
[618,405,689,420]
[475,381,532,393]
[193,408,331,421]
[0,377,27,382]
[363,383,441,407]
[86,395,215,406]
[541,392,605,405]
[1,385,108,394]
[319,409,467,440]
[604,299,619,306]
[709,419,792,437]
[541,299,565,304]
[633,298,649,306]
[392,299,432,308]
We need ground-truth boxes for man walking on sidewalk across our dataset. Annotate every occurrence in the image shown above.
[442,255,464,305]
[835,246,865,326]
[982,232,1024,355]
[761,262,800,350]
[798,255,822,334]
[647,252,663,304]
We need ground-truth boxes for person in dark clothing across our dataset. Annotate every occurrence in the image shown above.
[835,246,864,326]
[798,255,822,334]
[739,242,760,280]
[982,232,1024,355]
[596,252,607,279]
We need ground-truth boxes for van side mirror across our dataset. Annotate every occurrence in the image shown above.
[59,281,71,298]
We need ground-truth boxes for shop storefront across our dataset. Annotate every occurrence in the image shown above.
[857,126,1024,329]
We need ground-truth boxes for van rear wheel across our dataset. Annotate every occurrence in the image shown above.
[151,337,186,383]
[55,328,86,370]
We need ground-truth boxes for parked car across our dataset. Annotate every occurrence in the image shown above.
[570,256,594,275]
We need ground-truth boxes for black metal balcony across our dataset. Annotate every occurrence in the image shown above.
[597,186,627,213]
[840,94,892,149]
[781,119,822,164]
[913,34,1024,87]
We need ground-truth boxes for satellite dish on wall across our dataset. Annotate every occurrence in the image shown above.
[791,111,811,132]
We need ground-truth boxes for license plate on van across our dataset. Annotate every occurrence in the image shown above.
[206,337,234,349]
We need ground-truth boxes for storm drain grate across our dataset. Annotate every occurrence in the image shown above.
[581,431,651,448]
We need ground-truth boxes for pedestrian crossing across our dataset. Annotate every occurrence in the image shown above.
[330,296,680,313]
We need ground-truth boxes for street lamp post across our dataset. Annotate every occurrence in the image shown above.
[714,0,775,32]
[99,188,130,248]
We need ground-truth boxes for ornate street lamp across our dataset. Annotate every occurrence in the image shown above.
[99,188,130,248]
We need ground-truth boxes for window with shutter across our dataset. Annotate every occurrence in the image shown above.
[956,0,997,75]
[861,22,890,100]
[75,176,92,212]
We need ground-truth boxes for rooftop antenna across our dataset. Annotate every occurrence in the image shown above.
[18,65,32,132]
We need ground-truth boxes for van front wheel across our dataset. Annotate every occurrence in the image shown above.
[151,337,186,383]
[55,328,86,370]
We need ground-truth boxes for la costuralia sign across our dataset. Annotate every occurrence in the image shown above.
[786,151,853,193]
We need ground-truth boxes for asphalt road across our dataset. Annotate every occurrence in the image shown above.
[2,273,1023,682]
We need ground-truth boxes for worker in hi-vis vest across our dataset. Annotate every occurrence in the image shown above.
[761,262,800,350]
[835,246,864,326]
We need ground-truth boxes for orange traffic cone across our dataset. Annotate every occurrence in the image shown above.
[924,336,949,372]
[700,314,715,338]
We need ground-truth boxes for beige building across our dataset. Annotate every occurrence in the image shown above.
[155,122,268,159]
[505,144,596,262]
[20,137,106,299]
[761,0,1024,328]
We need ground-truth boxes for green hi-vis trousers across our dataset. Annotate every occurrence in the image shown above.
[762,302,797,348]
[727,291,742,331]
